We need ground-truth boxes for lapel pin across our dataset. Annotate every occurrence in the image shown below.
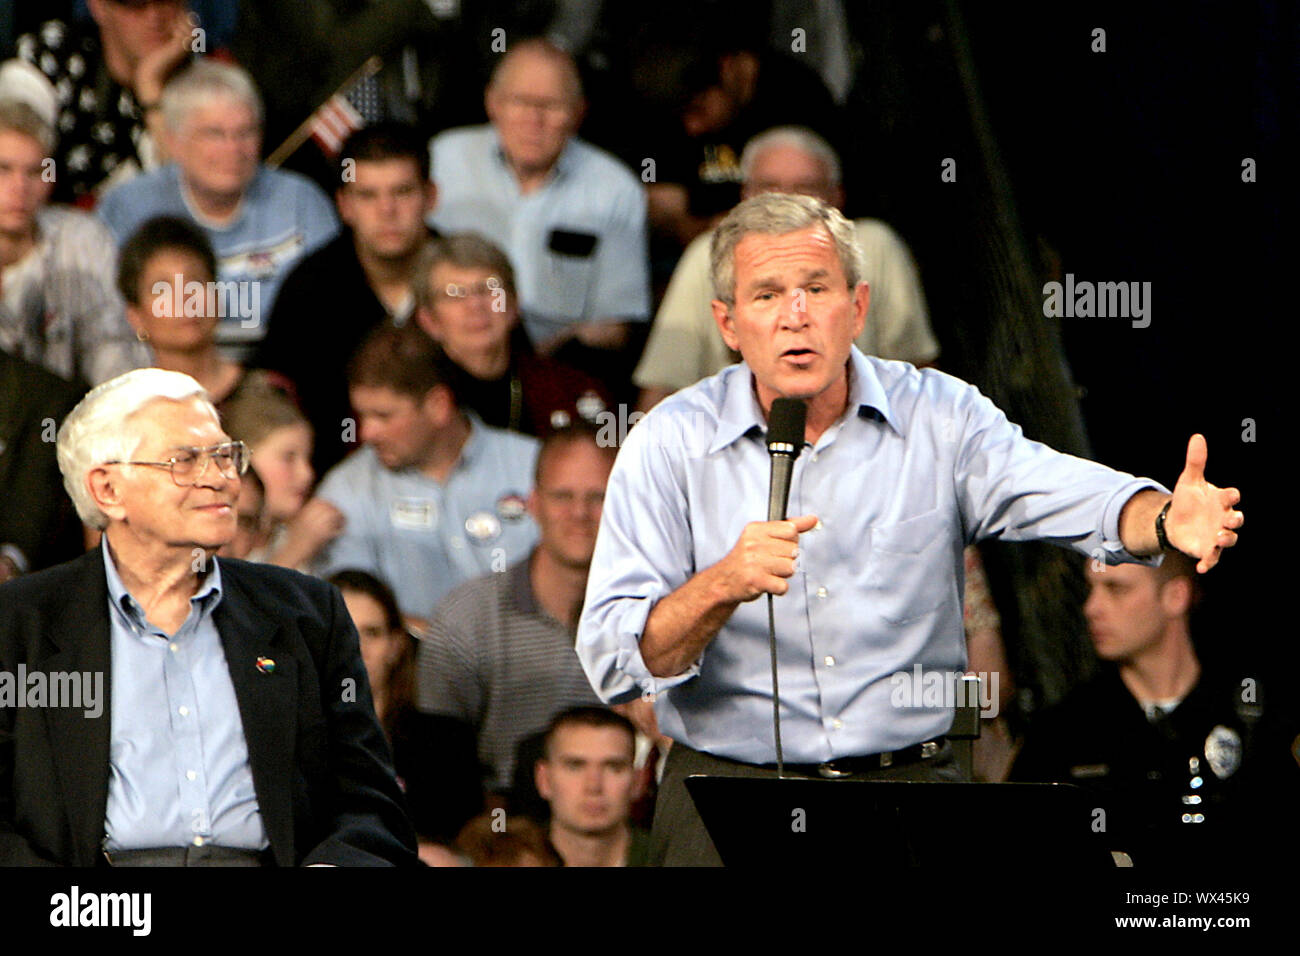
[256,656,276,674]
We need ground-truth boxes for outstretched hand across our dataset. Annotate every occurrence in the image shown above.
[1166,434,1243,573]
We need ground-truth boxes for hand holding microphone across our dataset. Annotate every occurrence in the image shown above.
[715,397,816,603]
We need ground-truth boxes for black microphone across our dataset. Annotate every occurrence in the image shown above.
[764,397,805,778]
[766,398,807,521]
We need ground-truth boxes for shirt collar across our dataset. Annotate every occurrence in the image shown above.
[457,410,487,469]
[708,346,898,455]
[490,127,573,186]
[101,536,224,626]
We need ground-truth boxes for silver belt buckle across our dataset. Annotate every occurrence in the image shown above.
[817,761,853,779]
[921,740,940,759]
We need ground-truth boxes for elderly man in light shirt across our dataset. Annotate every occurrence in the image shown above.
[427,37,648,359]
[577,193,1244,866]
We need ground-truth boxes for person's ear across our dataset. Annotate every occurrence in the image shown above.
[87,466,128,525]
[421,384,455,427]
[1161,576,1193,617]
[851,281,869,341]
[336,186,357,228]
[423,181,438,216]
[414,305,440,342]
[713,299,739,351]
[534,758,553,800]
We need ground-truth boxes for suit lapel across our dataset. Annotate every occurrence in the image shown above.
[213,563,299,867]
[38,549,113,867]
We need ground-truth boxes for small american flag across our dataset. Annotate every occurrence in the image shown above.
[308,57,384,157]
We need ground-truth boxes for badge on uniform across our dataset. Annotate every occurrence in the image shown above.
[391,497,435,530]
[496,493,527,521]
[464,511,502,543]
[1204,725,1242,779]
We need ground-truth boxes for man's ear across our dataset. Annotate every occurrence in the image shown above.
[851,281,870,341]
[534,758,552,800]
[87,466,127,525]
[713,299,739,351]
[423,181,438,216]
[421,384,456,427]
[336,186,356,228]
[414,305,440,342]
[1161,576,1193,618]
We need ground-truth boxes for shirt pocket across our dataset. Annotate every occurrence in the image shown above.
[864,509,953,625]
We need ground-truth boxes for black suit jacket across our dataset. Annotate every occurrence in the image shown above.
[0,549,418,866]
[0,350,86,573]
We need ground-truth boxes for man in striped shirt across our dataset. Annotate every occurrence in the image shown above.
[415,423,614,802]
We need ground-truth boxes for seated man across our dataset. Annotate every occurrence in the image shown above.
[256,121,438,476]
[412,233,609,436]
[13,0,193,203]
[1010,554,1299,865]
[291,324,539,624]
[0,347,86,580]
[0,368,416,865]
[627,30,842,247]
[534,707,651,867]
[427,38,649,384]
[635,125,938,409]
[0,99,147,385]
[97,59,339,359]
[416,424,611,801]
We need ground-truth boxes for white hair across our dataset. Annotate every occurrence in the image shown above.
[56,369,214,530]
[160,59,263,132]
[739,126,842,186]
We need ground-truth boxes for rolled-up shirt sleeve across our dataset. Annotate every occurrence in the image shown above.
[949,377,1167,565]
[578,411,705,703]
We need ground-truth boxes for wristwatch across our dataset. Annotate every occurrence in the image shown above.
[1154,499,1173,551]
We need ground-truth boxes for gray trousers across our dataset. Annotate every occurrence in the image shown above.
[649,740,964,867]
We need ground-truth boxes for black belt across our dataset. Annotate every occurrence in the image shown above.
[768,737,947,779]
[102,845,271,867]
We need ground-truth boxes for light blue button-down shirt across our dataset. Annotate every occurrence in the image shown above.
[428,125,650,346]
[313,413,540,619]
[101,540,267,851]
[577,347,1167,764]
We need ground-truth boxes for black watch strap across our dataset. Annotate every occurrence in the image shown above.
[1154,499,1173,551]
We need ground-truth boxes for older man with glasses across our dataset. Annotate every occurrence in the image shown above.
[0,367,416,866]
[98,59,339,360]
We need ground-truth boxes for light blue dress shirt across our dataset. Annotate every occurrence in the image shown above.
[577,347,1167,764]
[428,125,650,346]
[101,540,267,851]
[313,414,540,619]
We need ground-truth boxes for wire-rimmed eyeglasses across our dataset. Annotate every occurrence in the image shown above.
[105,441,249,487]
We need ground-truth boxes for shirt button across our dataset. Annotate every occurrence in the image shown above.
[816,587,828,599]
[186,770,197,781]
[824,656,836,667]
[193,835,205,846]
[811,453,819,462]
[169,643,179,653]
[831,718,843,730]
[450,537,465,550]
[178,705,189,717]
